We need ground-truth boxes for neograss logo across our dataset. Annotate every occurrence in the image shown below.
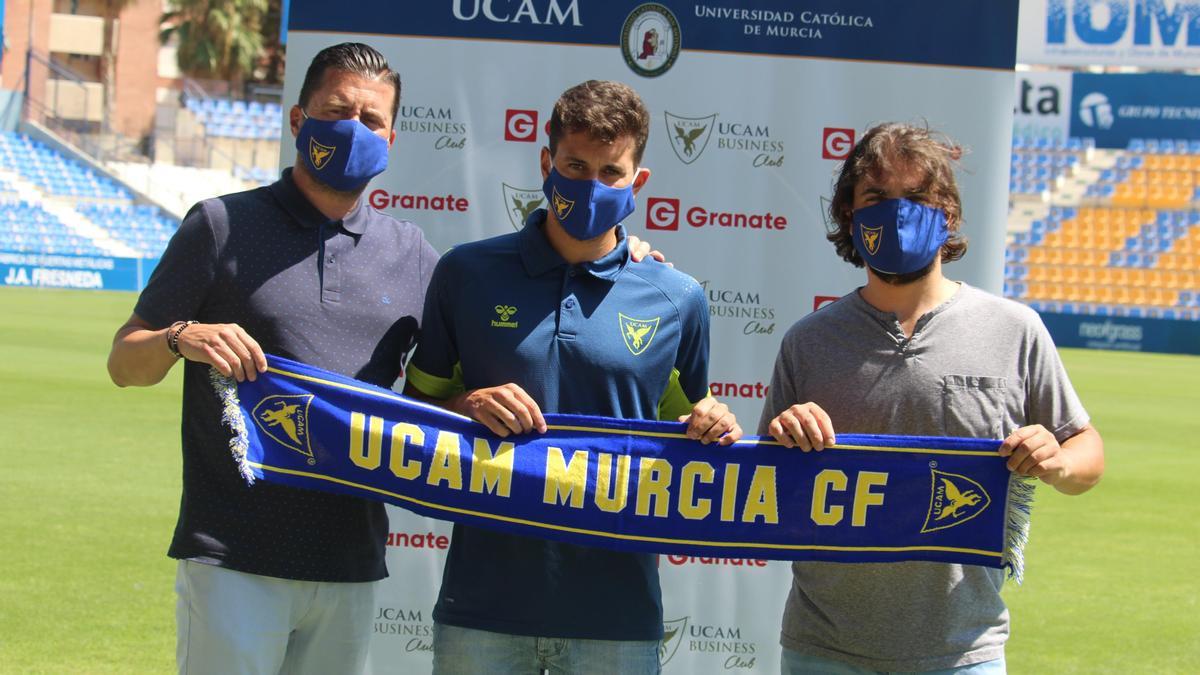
[822,127,855,160]
[504,109,539,142]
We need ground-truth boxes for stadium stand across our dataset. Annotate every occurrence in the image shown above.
[1005,136,1200,321]
[0,132,177,258]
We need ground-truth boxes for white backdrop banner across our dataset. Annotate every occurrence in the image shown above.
[1017,0,1200,68]
[281,2,1018,672]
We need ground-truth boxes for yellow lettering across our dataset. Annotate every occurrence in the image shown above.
[741,466,778,524]
[425,431,463,490]
[389,422,424,480]
[852,471,888,526]
[348,412,383,470]
[811,469,847,526]
[469,438,515,497]
[543,446,588,508]
[678,461,714,520]
[635,458,673,518]
[594,453,631,513]
[720,463,740,522]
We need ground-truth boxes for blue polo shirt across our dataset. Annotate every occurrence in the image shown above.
[407,209,710,640]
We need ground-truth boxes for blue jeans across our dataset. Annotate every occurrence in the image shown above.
[432,623,661,675]
[781,648,1005,675]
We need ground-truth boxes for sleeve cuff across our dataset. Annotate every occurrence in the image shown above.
[406,362,465,400]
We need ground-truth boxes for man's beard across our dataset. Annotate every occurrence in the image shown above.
[870,259,936,286]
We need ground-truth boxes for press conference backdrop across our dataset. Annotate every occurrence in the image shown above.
[281,2,1018,672]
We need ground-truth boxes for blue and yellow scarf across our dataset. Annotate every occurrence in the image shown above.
[212,355,1033,580]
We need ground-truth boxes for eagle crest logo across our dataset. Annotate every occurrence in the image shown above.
[501,183,546,230]
[659,617,688,666]
[921,469,991,533]
[619,313,660,356]
[308,138,335,171]
[663,112,716,165]
[252,394,316,459]
[860,224,883,256]
[551,186,575,220]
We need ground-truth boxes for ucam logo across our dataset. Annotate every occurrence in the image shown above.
[451,0,581,25]
[822,127,855,160]
[504,109,539,142]
[644,197,788,232]
[1046,0,1200,47]
[1078,92,1115,129]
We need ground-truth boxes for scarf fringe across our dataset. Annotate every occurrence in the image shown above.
[208,368,255,485]
[1003,475,1036,583]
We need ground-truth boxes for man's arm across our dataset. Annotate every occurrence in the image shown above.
[999,423,1104,495]
[107,313,267,387]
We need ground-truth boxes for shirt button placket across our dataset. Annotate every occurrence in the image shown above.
[558,266,580,339]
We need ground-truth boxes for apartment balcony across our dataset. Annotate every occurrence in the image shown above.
[45,79,103,122]
[48,13,105,56]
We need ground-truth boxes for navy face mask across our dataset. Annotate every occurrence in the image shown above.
[295,111,389,192]
[851,198,949,275]
[542,167,637,241]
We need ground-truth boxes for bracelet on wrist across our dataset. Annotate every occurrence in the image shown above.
[167,320,197,358]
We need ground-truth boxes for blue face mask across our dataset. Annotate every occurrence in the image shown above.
[295,112,389,192]
[542,167,637,241]
[851,198,949,275]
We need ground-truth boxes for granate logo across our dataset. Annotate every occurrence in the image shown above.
[645,197,680,230]
[504,109,539,142]
[644,197,787,232]
[822,127,855,160]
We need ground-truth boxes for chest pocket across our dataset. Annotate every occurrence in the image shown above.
[941,375,1009,439]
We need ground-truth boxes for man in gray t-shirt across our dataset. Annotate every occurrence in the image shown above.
[758,123,1105,674]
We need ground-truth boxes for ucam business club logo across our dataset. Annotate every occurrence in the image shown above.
[658,615,758,670]
[501,182,546,229]
[822,127,855,160]
[664,111,785,167]
[373,605,434,653]
[396,104,467,150]
[700,279,775,337]
[622,3,681,77]
[644,197,788,233]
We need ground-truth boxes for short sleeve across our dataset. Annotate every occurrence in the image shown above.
[1023,316,1090,443]
[756,332,803,435]
[406,252,464,399]
[671,278,711,406]
[133,201,217,328]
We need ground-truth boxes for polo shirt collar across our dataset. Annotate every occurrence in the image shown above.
[269,167,370,235]
[518,208,629,280]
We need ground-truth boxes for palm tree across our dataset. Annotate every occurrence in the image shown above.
[160,0,271,94]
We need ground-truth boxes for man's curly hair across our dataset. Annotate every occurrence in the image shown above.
[827,123,968,267]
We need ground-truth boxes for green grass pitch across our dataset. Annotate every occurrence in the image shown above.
[0,287,1196,673]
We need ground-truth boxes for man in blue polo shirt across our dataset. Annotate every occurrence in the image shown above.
[405,80,741,673]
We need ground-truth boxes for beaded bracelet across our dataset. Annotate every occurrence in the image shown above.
[166,320,197,358]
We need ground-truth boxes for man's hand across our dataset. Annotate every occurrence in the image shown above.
[999,424,1069,484]
[177,322,268,382]
[626,235,667,265]
[678,397,742,445]
[451,383,547,437]
[767,402,836,451]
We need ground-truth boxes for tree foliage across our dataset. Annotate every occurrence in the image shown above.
[160,0,271,88]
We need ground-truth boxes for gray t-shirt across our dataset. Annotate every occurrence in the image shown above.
[757,283,1089,671]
